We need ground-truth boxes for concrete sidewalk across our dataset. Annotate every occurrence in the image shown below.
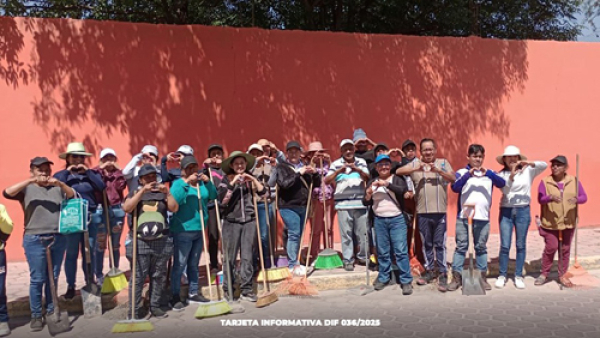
[6,226,600,317]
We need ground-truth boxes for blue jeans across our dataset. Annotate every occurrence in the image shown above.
[279,206,306,268]
[171,231,203,296]
[498,206,531,278]
[452,218,490,273]
[374,215,412,285]
[23,234,67,318]
[94,205,125,279]
[0,250,7,322]
[256,202,274,269]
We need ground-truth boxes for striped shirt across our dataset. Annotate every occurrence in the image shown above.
[328,157,369,210]
[410,158,453,214]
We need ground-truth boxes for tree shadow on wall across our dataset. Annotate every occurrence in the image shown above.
[1,17,527,166]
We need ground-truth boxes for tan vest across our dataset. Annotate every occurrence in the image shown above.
[540,175,578,230]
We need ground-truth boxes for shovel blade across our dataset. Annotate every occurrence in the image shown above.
[81,284,102,318]
[461,269,486,296]
[47,311,71,336]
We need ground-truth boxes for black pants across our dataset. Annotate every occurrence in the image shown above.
[208,207,220,269]
[222,220,257,295]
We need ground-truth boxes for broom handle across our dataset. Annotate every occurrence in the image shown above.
[131,208,138,320]
[252,184,268,291]
[103,191,116,270]
[574,154,579,263]
[304,210,315,278]
[320,158,330,249]
[209,167,232,302]
[275,185,280,251]
[297,182,314,261]
[197,183,213,300]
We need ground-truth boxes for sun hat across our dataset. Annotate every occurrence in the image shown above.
[59,142,92,159]
[496,146,528,165]
[306,141,327,153]
[221,151,256,175]
[353,128,367,143]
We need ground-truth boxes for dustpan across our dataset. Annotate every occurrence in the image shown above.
[462,205,485,296]
[45,239,71,336]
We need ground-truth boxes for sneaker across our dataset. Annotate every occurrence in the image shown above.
[63,286,76,300]
[437,274,448,292]
[150,308,168,318]
[30,317,43,332]
[515,277,526,289]
[417,271,434,285]
[188,294,210,304]
[240,292,258,302]
[343,262,354,272]
[495,276,506,289]
[0,322,10,337]
[170,296,187,312]
[373,280,389,291]
[401,283,413,295]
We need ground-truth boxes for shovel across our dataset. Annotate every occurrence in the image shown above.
[45,238,71,336]
[462,205,486,296]
[81,230,102,318]
[349,219,374,296]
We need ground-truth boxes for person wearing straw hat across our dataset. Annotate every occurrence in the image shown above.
[122,164,178,319]
[536,155,587,288]
[169,155,216,310]
[3,157,75,331]
[218,151,267,302]
[92,148,127,285]
[304,141,335,263]
[204,144,226,273]
[160,145,195,185]
[248,143,276,270]
[495,146,547,289]
[54,142,106,299]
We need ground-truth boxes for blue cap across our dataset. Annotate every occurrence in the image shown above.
[375,154,391,163]
[353,128,367,143]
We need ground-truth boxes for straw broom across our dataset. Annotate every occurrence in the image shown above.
[112,209,153,333]
[195,182,231,318]
[314,158,343,270]
[101,191,127,294]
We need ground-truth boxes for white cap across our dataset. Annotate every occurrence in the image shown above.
[340,139,354,148]
[247,143,263,154]
[99,148,117,159]
[176,145,194,156]
[141,145,158,156]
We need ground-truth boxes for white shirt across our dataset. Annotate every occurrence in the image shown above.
[498,161,547,207]
[453,168,505,221]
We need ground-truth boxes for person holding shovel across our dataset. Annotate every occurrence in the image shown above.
[169,155,217,310]
[218,151,268,302]
[447,144,505,292]
[0,204,13,337]
[536,155,587,288]
[204,144,226,273]
[93,148,127,285]
[495,146,547,289]
[122,164,177,319]
[363,154,413,295]
[54,142,106,300]
[3,157,75,331]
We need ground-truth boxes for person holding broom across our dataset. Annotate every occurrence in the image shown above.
[204,144,226,273]
[218,151,267,302]
[363,154,413,295]
[536,155,587,288]
[122,164,177,319]
[169,155,217,310]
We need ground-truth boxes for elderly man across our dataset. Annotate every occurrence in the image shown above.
[352,128,377,166]
[325,139,370,271]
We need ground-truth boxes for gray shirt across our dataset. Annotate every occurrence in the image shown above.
[3,184,67,235]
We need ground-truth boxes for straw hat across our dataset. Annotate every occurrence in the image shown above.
[496,146,528,165]
[221,151,256,175]
[59,142,92,159]
[306,141,327,154]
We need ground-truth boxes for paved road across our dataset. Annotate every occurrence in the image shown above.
[6,270,600,338]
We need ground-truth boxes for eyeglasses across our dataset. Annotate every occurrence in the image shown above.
[376,162,391,167]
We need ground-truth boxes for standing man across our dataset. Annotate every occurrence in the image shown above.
[325,139,370,271]
[353,128,377,166]
[396,138,455,292]
[447,144,505,292]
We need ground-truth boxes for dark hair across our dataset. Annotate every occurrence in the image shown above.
[420,138,436,149]
[468,144,485,156]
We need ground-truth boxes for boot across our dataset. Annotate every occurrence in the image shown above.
[481,270,492,291]
[447,271,462,291]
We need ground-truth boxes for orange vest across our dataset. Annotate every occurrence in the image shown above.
[540,175,578,230]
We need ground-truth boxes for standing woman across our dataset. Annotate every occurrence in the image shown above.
[169,156,217,310]
[495,146,547,289]
[54,142,105,299]
[536,155,587,288]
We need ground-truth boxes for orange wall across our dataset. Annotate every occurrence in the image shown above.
[1,17,599,261]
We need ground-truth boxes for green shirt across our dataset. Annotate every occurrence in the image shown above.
[169,179,217,233]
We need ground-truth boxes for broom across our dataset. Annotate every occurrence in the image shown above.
[112,209,153,333]
[257,170,291,283]
[252,185,279,308]
[101,191,127,294]
[567,154,587,277]
[195,182,231,318]
[314,158,343,270]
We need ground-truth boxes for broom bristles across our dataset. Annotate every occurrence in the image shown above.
[194,300,232,319]
[256,291,278,308]
[288,281,319,296]
[258,267,292,282]
[314,254,343,270]
[111,320,154,333]
[101,273,128,294]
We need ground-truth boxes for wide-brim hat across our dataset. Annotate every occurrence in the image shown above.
[59,142,92,159]
[221,151,256,175]
[307,141,327,153]
[496,145,528,165]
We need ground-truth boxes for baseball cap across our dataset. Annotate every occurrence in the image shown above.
[180,155,199,169]
[353,128,367,143]
[99,148,117,159]
[141,145,158,157]
[138,164,157,177]
[550,155,568,165]
[30,157,54,168]
[207,144,224,156]
[374,143,389,153]
[375,154,391,164]
[247,143,264,154]
[286,141,302,151]
[401,139,416,150]
[340,139,354,148]
[176,145,194,156]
